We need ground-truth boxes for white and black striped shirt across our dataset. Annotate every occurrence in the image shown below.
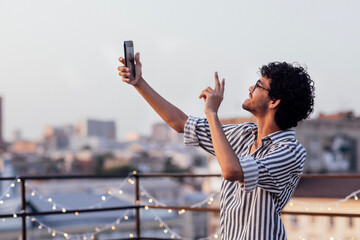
[184,116,306,240]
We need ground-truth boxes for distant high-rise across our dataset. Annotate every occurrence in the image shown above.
[75,119,116,140]
[0,97,3,150]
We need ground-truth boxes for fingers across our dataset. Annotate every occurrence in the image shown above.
[199,90,211,100]
[117,58,130,79]
[118,70,130,77]
[214,71,220,90]
[220,78,225,95]
[118,57,125,64]
[135,52,141,66]
[117,66,129,72]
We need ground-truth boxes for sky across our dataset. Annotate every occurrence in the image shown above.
[0,0,359,141]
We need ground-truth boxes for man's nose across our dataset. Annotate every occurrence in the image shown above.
[249,85,255,92]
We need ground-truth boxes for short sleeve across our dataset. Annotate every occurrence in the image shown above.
[183,116,215,155]
[183,116,256,156]
[239,143,306,194]
[239,156,259,193]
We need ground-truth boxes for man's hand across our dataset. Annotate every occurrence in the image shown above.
[199,72,225,115]
[118,52,143,86]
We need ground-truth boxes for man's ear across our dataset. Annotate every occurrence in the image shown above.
[269,99,281,109]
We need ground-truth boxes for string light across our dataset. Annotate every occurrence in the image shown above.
[288,189,360,209]
[1,173,358,240]
[27,210,131,240]
[139,184,219,209]
[0,180,18,202]
[287,232,360,240]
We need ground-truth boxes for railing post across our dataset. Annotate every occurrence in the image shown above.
[20,178,27,240]
[134,173,141,238]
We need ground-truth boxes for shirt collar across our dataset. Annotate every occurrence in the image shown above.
[251,126,295,144]
[267,129,295,144]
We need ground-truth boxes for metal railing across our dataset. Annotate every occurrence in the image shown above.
[0,173,359,240]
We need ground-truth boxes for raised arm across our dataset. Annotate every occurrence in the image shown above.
[199,72,244,181]
[118,53,188,133]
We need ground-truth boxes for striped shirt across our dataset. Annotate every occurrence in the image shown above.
[184,116,306,240]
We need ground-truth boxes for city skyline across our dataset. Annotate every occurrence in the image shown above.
[1,0,359,141]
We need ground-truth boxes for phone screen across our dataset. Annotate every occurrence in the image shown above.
[124,41,135,80]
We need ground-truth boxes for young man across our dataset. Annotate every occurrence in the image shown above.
[118,53,315,240]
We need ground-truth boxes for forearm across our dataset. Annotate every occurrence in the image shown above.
[206,112,244,182]
[134,78,188,133]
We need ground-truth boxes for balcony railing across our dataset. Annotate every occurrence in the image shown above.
[0,173,359,240]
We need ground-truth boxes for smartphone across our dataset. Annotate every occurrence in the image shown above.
[124,40,136,81]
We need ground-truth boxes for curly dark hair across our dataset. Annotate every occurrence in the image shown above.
[260,62,315,130]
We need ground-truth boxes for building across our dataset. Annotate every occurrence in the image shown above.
[0,97,3,151]
[42,125,74,152]
[75,119,116,140]
[295,111,360,173]
[150,122,183,144]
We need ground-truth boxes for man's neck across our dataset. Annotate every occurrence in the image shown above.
[255,115,281,147]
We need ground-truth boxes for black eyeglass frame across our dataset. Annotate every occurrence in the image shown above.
[254,79,271,92]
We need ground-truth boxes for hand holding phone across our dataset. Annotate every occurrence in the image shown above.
[124,40,136,81]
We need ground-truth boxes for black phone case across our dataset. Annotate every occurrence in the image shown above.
[124,41,136,81]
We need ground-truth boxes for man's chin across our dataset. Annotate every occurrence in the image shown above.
[242,100,250,111]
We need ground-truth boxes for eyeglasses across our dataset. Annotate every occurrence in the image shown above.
[254,79,270,92]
